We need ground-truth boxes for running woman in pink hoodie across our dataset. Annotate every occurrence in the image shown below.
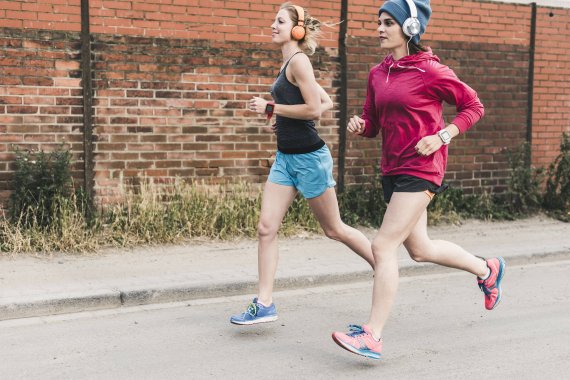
[332,0,506,360]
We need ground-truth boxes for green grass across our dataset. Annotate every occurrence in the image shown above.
[0,176,547,255]
[103,179,320,245]
[1,179,320,255]
[2,136,568,255]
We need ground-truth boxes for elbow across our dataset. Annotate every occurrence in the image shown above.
[472,97,484,120]
[308,107,322,120]
[471,107,484,126]
[317,102,334,119]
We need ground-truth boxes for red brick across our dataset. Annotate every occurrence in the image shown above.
[0,1,568,205]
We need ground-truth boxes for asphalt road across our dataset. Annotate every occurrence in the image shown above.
[1,260,569,380]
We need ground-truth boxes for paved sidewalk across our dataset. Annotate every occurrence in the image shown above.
[1,215,569,321]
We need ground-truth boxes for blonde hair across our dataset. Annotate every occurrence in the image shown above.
[280,2,321,55]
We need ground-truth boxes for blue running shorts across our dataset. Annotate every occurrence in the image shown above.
[268,145,336,199]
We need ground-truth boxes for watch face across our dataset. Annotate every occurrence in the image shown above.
[439,130,451,143]
[266,104,274,112]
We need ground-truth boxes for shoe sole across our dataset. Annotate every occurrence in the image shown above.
[331,334,381,360]
[489,257,506,310]
[230,315,278,325]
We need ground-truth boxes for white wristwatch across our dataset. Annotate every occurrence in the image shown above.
[438,130,452,145]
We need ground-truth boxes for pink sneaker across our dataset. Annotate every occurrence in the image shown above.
[478,257,506,310]
[332,324,382,359]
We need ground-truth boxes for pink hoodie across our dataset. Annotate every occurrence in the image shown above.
[360,49,484,185]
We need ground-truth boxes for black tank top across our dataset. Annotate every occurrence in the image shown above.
[270,52,324,154]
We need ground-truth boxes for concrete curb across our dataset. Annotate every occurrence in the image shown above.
[0,289,121,321]
[2,250,569,321]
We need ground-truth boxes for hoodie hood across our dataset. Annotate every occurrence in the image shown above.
[380,49,439,70]
[380,49,440,83]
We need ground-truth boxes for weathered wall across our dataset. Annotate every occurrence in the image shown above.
[0,0,569,205]
[532,6,570,169]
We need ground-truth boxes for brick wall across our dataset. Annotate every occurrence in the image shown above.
[91,34,338,202]
[343,0,534,193]
[0,0,81,31]
[0,27,84,203]
[532,6,570,168]
[0,0,569,206]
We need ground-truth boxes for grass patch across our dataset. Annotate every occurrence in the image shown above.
[103,179,320,247]
[1,179,320,255]
[1,194,98,254]
[2,135,568,255]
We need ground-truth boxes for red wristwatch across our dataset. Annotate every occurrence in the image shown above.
[265,102,275,120]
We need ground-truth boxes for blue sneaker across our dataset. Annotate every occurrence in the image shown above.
[230,298,278,325]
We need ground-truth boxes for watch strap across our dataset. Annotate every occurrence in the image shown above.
[438,130,451,145]
[265,102,275,120]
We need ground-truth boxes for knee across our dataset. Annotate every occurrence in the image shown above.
[257,220,278,240]
[371,238,394,264]
[408,249,428,262]
[322,225,344,242]
[406,245,431,263]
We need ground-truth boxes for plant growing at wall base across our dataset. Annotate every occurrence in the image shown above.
[103,178,320,246]
[9,145,73,228]
[503,142,544,215]
[543,133,570,221]
[338,169,386,227]
[1,145,98,253]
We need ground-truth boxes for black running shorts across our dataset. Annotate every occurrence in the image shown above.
[381,175,448,203]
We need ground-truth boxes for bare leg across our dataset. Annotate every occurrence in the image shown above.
[257,181,297,306]
[308,187,375,269]
[366,192,430,339]
[404,210,488,277]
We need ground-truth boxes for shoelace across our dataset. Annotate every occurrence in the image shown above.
[478,267,496,295]
[246,303,258,317]
[345,324,381,350]
[346,324,366,337]
[478,282,494,295]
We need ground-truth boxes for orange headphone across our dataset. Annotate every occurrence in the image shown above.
[291,5,306,41]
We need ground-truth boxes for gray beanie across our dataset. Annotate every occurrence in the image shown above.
[379,0,431,44]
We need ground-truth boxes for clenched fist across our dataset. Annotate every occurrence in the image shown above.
[347,115,365,135]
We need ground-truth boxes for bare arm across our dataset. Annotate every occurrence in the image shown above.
[318,85,333,115]
[248,54,321,120]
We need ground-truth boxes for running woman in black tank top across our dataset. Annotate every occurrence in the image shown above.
[230,3,375,326]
